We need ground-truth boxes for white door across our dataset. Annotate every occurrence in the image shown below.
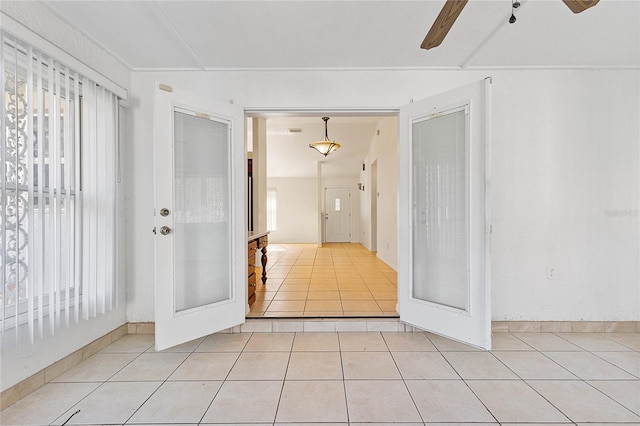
[154,84,246,351]
[325,187,351,242]
[398,79,491,350]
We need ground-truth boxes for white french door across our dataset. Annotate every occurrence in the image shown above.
[398,79,492,350]
[325,187,351,242]
[153,84,246,351]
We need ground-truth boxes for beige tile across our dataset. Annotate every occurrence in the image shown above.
[244,332,294,351]
[169,352,239,380]
[128,381,221,424]
[227,352,290,380]
[335,321,368,332]
[255,291,277,301]
[593,351,640,376]
[267,300,307,312]
[202,381,281,423]
[307,291,340,300]
[342,352,400,379]
[292,332,340,351]
[406,380,495,422]
[278,283,310,292]
[286,352,343,380]
[54,381,160,425]
[52,353,138,382]
[603,333,640,350]
[513,333,582,351]
[339,290,373,300]
[276,381,348,423]
[273,291,308,301]
[250,300,271,312]
[109,353,189,381]
[588,380,640,415]
[283,278,310,285]
[492,351,577,379]
[491,333,534,350]
[372,291,399,300]
[442,352,519,379]
[468,380,569,423]
[555,333,633,351]
[543,351,636,379]
[491,321,510,332]
[392,352,459,379]
[529,380,640,422]
[382,332,436,351]
[100,334,155,353]
[0,382,100,425]
[345,380,421,423]
[342,300,381,313]
[195,333,250,352]
[305,300,343,312]
[339,332,387,351]
[377,300,398,312]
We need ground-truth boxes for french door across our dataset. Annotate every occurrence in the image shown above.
[153,84,246,351]
[398,79,492,350]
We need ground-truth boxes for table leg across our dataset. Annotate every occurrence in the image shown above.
[260,246,268,285]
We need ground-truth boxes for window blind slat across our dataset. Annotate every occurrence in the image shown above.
[73,72,80,325]
[96,86,105,315]
[36,50,44,339]
[12,39,20,344]
[47,58,55,334]
[26,44,35,343]
[54,60,62,328]
[63,66,71,328]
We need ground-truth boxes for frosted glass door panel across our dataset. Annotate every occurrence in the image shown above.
[174,110,231,312]
[412,109,468,311]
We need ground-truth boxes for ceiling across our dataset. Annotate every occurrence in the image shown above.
[41,0,639,70]
[33,0,639,178]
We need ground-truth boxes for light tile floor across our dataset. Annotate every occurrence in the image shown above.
[249,243,398,318]
[2,331,639,425]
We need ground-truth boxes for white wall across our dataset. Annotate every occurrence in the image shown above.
[0,5,131,391]
[127,69,638,323]
[360,117,399,269]
[266,177,317,243]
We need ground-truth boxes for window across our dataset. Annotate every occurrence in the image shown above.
[266,188,277,231]
[1,30,118,342]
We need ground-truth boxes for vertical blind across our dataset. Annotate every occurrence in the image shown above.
[1,30,118,344]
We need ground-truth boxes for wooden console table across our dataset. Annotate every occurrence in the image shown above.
[247,231,269,306]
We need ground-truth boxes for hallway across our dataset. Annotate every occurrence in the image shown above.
[249,243,398,318]
[1,330,638,424]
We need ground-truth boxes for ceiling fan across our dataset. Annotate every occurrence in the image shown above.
[421,0,600,50]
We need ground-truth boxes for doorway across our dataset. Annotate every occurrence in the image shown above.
[370,160,378,252]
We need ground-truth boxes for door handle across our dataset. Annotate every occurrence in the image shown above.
[325,214,329,220]
[160,226,172,235]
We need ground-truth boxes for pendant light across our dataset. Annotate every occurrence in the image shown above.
[309,116,341,157]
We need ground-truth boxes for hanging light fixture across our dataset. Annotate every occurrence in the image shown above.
[309,116,341,157]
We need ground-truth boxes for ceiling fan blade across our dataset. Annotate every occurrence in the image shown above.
[421,0,469,50]
[562,0,600,13]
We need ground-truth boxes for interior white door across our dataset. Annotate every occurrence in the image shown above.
[154,84,245,351]
[398,79,491,350]
[325,187,351,242]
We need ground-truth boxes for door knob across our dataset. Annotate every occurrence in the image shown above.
[160,226,172,235]
[160,208,170,217]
